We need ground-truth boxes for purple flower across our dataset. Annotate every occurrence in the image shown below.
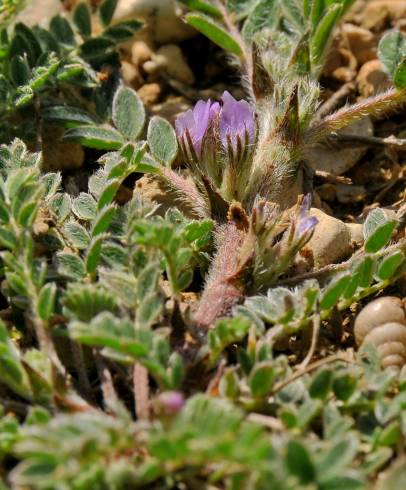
[175,99,220,159]
[296,194,318,237]
[219,91,255,156]
[297,215,318,236]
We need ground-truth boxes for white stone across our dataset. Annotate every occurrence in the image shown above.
[301,208,352,268]
[114,0,196,44]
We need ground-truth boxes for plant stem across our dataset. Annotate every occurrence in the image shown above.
[133,363,149,420]
[193,222,245,329]
[298,314,320,369]
[271,352,354,395]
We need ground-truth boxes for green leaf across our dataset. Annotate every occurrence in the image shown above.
[364,208,398,253]
[357,255,375,288]
[0,228,17,250]
[64,284,117,322]
[281,0,305,33]
[136,263,160,302]
[37,283,56,322]
[49,15,76,47]
[208,316,250,361]
[393,60,406,89]
[64,126,124,150]
[321,474,365,489]
[42,106,96,127]
[176,269,193,292]
[182,219,214,246]
[64,222,90,249]
[86,236,105,274]
[332,373,357,401]
[14,86,33,107]
[178,0,222,17]
[137,293,162,328]
[99,0,118,27]
[103,20,143,43]
[73,2,92,37]
[147,116,178,166]
[167,353,185,389]
[344,255,376,299]
[112,86,145,141]
[309,369,333,400]
[91,205,116,236]
[377,421,401,447]
[48,193,71,222]
[310,0,325,26]
[377,251,405,280]
[320,274,351,310]
[0,322,31,399]
[72,193,97,221]
[317,438,359,481]
[70,313,149,358]
[310,5,341,66]
[57,252,86,280]
[242,0,280,40]
[30,59,60,91]
[185,13,244,57]
[6,272,27,296]
[97,179,120,210]
[80,36,115,60]
[13,23,42,64]
[219,367,240,398]
[56,63,85,82]
[286,441,316,484]
[10,55,30,86]
[378,30,406,78]
[43,173,62,199]
[248,362,275,397]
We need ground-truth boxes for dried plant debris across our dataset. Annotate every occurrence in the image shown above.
[0,0,406,489]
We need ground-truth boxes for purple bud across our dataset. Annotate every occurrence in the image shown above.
[156,391,185,415]
[296,215,318,236]
[219,91,255,156]
[295,194,318,237]
[175,99,220,159]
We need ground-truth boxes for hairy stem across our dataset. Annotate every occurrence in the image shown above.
[133,363,149,420]
[307,88,406,144]
[193,223,245,329]
[160,168,209,218]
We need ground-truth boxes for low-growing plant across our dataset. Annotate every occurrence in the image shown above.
[0,0,405,488]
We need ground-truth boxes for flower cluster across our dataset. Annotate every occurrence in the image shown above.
[175,91,256,166]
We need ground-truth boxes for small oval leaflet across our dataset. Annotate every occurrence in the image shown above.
[112,86,145,141]
[147,116,178,167]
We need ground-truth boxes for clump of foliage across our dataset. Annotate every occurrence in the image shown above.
[0,0,406,488]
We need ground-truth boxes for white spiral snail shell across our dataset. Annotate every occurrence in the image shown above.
[354,297,406,370]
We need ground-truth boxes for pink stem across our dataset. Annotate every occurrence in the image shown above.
[193,223,245,329]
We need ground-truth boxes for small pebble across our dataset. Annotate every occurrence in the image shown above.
[114,0,196,43]
[138,82,161,105]
[121,60,141,86]
[356,59,392,97]
[300,208,352,268]
[342,23,376,65]
[131,40,153,67]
